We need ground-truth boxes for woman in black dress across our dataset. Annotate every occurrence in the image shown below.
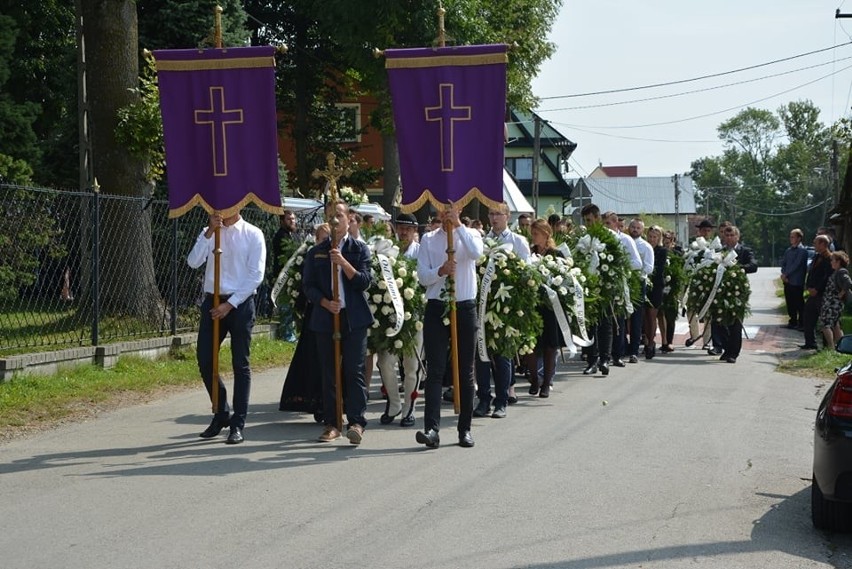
[524,219,564,398]
[643,226,668,359]
[279,224,329,422]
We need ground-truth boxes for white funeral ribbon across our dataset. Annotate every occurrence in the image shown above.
[369,237,405,338]
[576,234,606,275]
[477,242,513,362]
[557,242,573,262]
[271,241,311,308]
[622,276,635,315]
[543,284,577,357]
[567,272,592,347]
[696,250,738,321]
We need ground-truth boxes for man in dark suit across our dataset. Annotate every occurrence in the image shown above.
[715,225,758,363]
[303,200,374,445]
[801,234,833,350]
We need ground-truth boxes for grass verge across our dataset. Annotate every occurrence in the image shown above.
[0,337,293,436]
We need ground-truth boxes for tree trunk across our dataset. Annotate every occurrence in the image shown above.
[381,133,400,212]
[81,0,162,324]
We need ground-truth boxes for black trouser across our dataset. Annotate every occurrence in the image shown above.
[588,309,614,365]
[720,319,743,358]
[663,304,677,346]
[802,294,823,347]
[423,300,477,433]
[784,283,804,326]
[315,309,368,428]
[197,295,255,429]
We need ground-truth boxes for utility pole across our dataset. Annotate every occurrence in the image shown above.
[531,114,541,216]
[672,173,681,244]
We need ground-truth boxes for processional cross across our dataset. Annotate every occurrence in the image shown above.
[312,152,353,201]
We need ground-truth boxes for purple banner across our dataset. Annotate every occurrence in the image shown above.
[154,46,282,218]
[386,44,508,213]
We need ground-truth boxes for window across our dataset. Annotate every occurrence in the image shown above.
[505,157,533,180]
[335,103,361,143]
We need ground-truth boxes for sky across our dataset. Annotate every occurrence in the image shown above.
[530,1,852,178]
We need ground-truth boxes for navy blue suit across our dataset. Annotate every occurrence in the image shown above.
[303,236,374,427]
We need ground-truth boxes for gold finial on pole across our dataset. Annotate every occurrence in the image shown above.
[312,152,353,202]
[213,5,224,49]
[437,2,447,48]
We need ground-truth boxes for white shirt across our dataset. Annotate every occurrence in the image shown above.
[187,216,266,308]
[403,240,420,260]
[633,236,654,276]
[417,225,484,301]
[610,228,642,270]
[488,228,530,261]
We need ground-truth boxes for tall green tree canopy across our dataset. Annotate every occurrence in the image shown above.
[690,100,842,265]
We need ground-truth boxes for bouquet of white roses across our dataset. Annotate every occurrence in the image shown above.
[365,237,425,357]
[529,252,595,352]
[476,239,543,359]
[568,223,635,320]
[271,235,315,332]
[339,185,368,206]
[685,250,751,325]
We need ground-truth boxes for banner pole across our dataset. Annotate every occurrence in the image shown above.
[434,3,461,415]
[210,4,224,415]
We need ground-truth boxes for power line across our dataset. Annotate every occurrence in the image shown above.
[539,42,852,100]
[557,62,852,130]
[537,56,852,113]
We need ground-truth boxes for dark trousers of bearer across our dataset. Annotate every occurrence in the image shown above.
[423,300,477,434]
[315,309,368,429]
[197,295,255,429]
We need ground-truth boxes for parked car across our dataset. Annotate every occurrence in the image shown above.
[805,246,816,270]
[812,334,852,530]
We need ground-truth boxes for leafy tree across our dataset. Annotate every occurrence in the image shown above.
[691,100,837,264]
[0,1,77,187]
[137,0,250,50]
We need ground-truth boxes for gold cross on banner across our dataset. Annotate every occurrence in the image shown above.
[312,152,353,201]
[424,83,471,172]
[194,86,244,177]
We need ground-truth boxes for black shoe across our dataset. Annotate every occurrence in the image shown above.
[400,414,415,427]
[416,429,440,449]
[611,359,626,367]
[628,355,639,364]
[799,344,819,350]
[380,411,400,425]
[491,405,507,419]
[725,357,737,364]
[718,353,728,361]
[442,388,454,402]
[684,337,696,347]
[199,416,230,438]
[225,426,244,444]
[599,361,610,376]
[473,399,491,417]
[458,431,475,448]
[707,348,723,356]
[583,363,598,375]
[660,345,674,353]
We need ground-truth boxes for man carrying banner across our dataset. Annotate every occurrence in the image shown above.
[303,200,374,445]
[189,210,266,444]
[415,206,483,448]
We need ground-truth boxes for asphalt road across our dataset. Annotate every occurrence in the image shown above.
[2,268,852,569]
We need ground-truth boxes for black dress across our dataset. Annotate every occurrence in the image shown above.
[535,246,566,349]
[279,302,323,418]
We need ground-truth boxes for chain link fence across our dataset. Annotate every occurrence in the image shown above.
[0,184,323,354]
